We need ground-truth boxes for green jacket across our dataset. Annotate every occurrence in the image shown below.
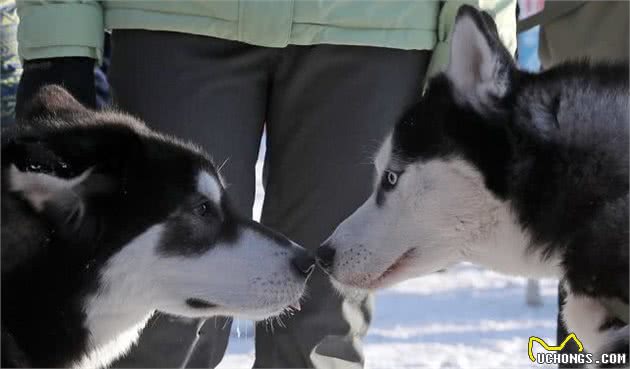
[17,0,516,76]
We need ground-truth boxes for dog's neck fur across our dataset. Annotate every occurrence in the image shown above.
[431,158,562,280]
[5,226,163,368]
[466,197,563,279]
[72,317,151,369]
[73,226,166,368]
[4,261,154,369]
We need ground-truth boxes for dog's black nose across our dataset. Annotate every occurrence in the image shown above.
[292,252,315,278]
[316,243,336,270]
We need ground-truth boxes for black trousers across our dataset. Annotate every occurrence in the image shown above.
[108,30,430,368]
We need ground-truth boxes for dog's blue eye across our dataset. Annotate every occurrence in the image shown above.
[382,170,400,190]
[387,171,398,185]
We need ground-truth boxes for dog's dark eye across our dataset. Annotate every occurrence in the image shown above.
[382,170,401,191]
[193,201,213,217]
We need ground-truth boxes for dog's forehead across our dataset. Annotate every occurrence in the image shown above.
[375,133,410,175]
[196,171,223,204]
[374,134,393,175]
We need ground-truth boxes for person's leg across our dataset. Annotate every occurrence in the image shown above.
[107,30,272,368]
[255,45,430,368]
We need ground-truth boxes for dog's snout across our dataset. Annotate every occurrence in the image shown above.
[291,252,315,278]
[316,243,336,270]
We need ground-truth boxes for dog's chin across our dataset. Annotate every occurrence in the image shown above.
[179,291,306,321]
[330,248,418,294]
[234,299,304,321]
[329,278,371,303]
[229,286,307,321]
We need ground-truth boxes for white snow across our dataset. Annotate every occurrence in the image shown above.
[216,142,559,369]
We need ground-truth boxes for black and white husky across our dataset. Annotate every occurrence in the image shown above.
[319,5,628,360]
[1,86,314,368]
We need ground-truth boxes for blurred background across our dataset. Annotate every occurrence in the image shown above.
[0,0,577,367]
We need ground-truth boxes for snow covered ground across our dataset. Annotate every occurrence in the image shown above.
[217,144,559,369]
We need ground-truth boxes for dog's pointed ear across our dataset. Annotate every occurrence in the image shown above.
[22,85,89,120]
[445,5,515,112]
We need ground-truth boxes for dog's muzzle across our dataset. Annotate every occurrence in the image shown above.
[291,251,316,278]
[316,242,336,272]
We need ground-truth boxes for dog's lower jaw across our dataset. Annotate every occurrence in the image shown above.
[365,248,418,289]
[232,293,308,321]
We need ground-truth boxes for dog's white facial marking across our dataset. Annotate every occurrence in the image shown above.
[7,164,92,211]
[152,226,306,321]
[197,171,222,205]
[81,218,308,367]
[325,154,561,291]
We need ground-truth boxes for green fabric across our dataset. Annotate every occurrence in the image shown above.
[17,1,103,61]
[17,0,517,72]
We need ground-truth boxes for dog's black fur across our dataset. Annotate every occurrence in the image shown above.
[2,86,216,366]
[395,62,629,300]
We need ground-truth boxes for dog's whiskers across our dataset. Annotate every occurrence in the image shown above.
[221,317,233,330]
[217,157,230,174]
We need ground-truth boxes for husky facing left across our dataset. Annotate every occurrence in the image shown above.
[320,5,628,362]
[1,86,314,368]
